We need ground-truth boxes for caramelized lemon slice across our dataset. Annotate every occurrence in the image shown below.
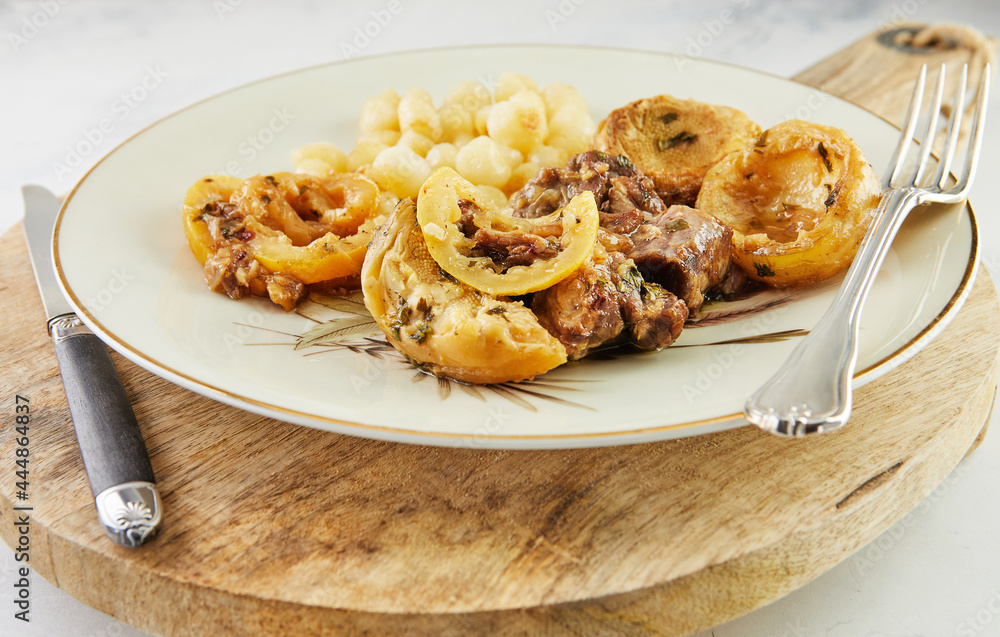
[182,172,381,285]
[240,216,376,284]
[182,174,244,265]
[416,167,598,297]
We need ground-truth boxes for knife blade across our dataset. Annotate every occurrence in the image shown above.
[22,185,161,548]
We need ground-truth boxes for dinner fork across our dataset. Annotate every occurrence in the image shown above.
[745,62,991,437]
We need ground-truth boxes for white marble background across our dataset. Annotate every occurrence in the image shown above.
[1,1,999,636]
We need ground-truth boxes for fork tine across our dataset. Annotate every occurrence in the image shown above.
[885,64,927,189]
[952,63,991,198]
[932,64,967,190]
[912,64,947,186]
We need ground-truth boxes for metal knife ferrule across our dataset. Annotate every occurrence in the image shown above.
[49,313,90,340]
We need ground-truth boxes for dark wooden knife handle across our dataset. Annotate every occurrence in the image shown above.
[50,316,156,497]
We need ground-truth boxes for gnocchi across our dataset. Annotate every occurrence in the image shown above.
[293,72,597,199]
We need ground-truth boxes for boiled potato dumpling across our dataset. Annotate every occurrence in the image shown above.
[359,88,400,133]
[367,145,432,199]
[398,87,442,140]
[454,136,514,189]
[334,77,597,213]
[486,89,549,153]
[291,142,348,175]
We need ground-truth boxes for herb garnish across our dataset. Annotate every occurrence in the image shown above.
[754,263,776,278]
[657,131,698,151]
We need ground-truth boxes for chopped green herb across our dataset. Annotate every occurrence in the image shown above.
[410,323,433,344]
[616,264,645,293]
[824,183,839,208]
[657,131,698,151]
[640,281,665,299]
[754,263,776,278]
[817,142,833,172]
[440,267,459,283]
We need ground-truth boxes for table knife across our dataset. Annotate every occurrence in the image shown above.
[22,185,161,548]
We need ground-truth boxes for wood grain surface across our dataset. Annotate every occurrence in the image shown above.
[1,24,998,637]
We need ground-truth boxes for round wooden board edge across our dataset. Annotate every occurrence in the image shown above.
[18,352,997,637]
[2,264,997,637]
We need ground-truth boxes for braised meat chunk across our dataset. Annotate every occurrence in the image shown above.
[531,251,687,360]
[509,151,731,318]
[510,150,666,235]
[627,205,732,313]
[203,245,308,312]
[456,197,562,272]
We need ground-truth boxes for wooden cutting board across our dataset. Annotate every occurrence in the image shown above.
[2,25,998,637]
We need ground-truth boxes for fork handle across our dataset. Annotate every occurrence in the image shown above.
[744,188,921,436]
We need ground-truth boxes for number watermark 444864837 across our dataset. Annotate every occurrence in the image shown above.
[11,394,33,623]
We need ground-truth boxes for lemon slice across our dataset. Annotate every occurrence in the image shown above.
[182,172,380,284]
[416,167,598,297]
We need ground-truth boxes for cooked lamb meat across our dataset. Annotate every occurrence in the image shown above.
[650,172,703,208]
[204,244,260,301]
[456,197,562,271]
[203,244,307,312]
[474,229,559,270]
[200,204,308,312]
[627,205,732,313]
[531,251,688,360]
[509,151,733,315]
[510,150,666,235]
[713,264,755,300]
[262,273,308,312]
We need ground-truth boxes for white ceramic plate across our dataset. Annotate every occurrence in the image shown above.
[54,45,978,449]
